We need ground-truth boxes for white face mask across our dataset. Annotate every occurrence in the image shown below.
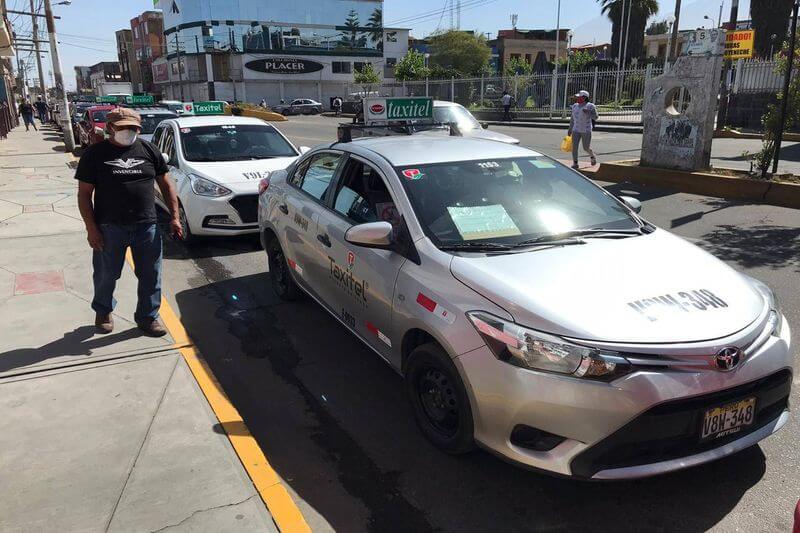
[112,128,138,146]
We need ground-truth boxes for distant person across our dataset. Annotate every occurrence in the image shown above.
[332,96,342,116]
[259,98,268,108]
[18,99,37,131]
[501,91,512,121]
[568,90,598,169]
[35,97,49,124]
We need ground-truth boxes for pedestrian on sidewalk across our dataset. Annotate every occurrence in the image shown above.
[332,96,342,116]
[34,97,49,124]
[75,107,183,337]
[568,89,598,169]
[259,98,267,108]
[501,91,512,121]
[18,99,37,131]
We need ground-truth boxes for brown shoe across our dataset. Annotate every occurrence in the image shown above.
[95,313,113,334]
[137,318,167,337]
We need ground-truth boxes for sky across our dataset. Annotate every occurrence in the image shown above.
[6,0,751,91]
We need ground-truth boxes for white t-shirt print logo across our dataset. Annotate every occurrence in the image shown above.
[105,158,147,170]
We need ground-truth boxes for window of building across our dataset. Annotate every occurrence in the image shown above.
[134,27,139,39]
[386,57,397,66]
[354,62,367,72]
[525,53,532,64]
[332,61,352,74]
[510,53,520,60]
[550,54,555,62]
[144,21,149,35]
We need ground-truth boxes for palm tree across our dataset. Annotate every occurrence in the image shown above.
[751,0,793,58]
[367,7,383,51]
[598,0,659,64]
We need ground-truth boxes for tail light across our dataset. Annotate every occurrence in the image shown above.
[258,176,271,195]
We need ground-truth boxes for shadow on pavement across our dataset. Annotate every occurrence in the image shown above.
[0,325,145,373]
[603,181,678,203]
[173,266,766,532]
[163,233,262,260]
[698,223,800,272]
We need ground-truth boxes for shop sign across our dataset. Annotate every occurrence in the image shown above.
[244,57,324,75]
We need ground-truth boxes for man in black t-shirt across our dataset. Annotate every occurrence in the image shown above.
[75,107,182,336]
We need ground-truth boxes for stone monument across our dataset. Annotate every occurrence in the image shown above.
[640,29,726,171]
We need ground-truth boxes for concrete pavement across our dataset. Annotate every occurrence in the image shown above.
[0,126,278,532]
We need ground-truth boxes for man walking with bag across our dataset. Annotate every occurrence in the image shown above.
[75,107,183,336]
[568,90,598,169]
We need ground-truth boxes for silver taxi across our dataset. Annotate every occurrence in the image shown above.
[257,134,792,479]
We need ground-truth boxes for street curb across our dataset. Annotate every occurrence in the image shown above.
[713,130,800,142]
[484,121,643,134]
[583,161,800,209]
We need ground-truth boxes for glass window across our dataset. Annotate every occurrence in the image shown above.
[397,157,638,246]
[151,125,165,147]
[432,104,482,131]
[333,160,396,225]
[332,61,352,74]
[179,124,299,162]
[134,27,139,39]
[162,128,175,162]
[90,110,110,123]
[295,153,342,202]
[140,113,177,135]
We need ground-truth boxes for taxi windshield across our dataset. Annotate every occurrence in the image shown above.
[397,157,639,246]
[432,105,482,131]
[140,113,177,134]
[90,110,110,123]
[179,124,298,162]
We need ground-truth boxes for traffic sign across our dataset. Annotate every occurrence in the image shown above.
[125,95,155,105]
[724,30,755,60]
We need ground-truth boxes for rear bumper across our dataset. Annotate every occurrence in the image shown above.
[455,318,792,478]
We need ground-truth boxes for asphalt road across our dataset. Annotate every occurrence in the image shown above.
[160,116,800,532]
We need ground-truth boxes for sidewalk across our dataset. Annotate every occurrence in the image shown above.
[0,126,277,532]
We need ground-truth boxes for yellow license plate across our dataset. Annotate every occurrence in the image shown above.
[701,397,757,441]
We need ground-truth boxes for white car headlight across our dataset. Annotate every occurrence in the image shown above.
[467,312,632,381]
[189,174,231,197]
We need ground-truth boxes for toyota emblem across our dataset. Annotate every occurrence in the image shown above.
[715,347,742,371]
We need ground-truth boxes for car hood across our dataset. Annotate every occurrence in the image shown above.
[461,128,520,144]
[187,156,298,185]
[449,230,764,343]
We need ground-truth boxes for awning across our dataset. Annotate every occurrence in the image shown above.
[0,18,14,58]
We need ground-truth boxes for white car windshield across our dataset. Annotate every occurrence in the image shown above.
[180,124,298,162]
[397,157,640,246]
[433,105,482,131]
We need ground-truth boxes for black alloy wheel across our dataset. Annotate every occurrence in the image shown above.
[266,236,301,301]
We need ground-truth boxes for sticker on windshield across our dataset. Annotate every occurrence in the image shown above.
[180,128,191,133]
[221,125,236,129]
[627,289,728,322]
[531,160,556,169]
[477,161,501,169]
[447,204,522,241]
[402,168,424,180]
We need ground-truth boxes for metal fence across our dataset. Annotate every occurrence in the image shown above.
[731,59,787,94]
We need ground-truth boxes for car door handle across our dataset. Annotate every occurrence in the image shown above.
[317,233,331,247]
[279,204,289,214]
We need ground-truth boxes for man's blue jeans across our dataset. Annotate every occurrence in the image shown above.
[92,223,162,323]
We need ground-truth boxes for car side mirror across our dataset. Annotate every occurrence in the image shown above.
[345,221,393,249]
[619,195,642,214]
[299,146,310,154]
[481,122,489,129]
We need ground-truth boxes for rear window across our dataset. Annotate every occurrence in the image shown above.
[90,110,110,123]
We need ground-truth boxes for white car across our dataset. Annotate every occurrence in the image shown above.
[433,101,520,144]
[151,115,305,241]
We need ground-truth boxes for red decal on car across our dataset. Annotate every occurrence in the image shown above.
[370,103,385,114]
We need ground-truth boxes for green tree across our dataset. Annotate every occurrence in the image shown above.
[354,62,381,94]
[367,8,383,51]
[751,0,793,58]
[428,30,491,77]
[598,0,659,63]
[393,50,431,81]
[340,10,360,49]
[503,56,533,77]
[645,19,669,36]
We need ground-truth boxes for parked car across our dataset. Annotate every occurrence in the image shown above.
[76,105,117,147]
[433,100,519,144]
[272,99,324,115]
[128,107,178,143]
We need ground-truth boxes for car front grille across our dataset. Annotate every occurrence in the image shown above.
[570,369,792,478]
[229,194,259,224]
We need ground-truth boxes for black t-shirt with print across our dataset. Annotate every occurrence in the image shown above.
[74,139,168,225]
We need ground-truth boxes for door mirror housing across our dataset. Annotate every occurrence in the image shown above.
[345,222,393,249]
[619,195,642,214]
[299,146,310,154]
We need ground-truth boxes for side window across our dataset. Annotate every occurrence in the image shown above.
[294,153,341,202]
[289,158,311,187]
[151,126,165,148]
[162,128,176,164]
[332,159,399,227]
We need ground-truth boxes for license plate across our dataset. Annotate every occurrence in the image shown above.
[700,397,757,441]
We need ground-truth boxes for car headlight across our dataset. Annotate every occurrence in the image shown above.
[189,174,231,197]
[467,312,632,381]
[750,277,783,337]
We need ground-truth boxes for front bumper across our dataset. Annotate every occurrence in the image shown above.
[184,192,260,236]
[455,318,792,479]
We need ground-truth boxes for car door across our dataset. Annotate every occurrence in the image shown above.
[315,155,407,360]
[280,151,345,299]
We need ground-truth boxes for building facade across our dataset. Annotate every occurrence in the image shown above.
[491,29,570,73]
[130,10,165,96]
[643,32,692,61]
[88,62,124,91]
[116,29,142,91]
[152,0,406,106]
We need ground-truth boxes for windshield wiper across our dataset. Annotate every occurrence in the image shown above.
[513,228,644,248]
[438,242,516,252]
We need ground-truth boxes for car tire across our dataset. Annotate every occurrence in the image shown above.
[405,342,476,454]
[266,235,302,301]
[311,107,320,115]
[178,205,196,245]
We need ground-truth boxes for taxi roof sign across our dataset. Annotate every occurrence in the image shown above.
[182,101,226,116]
[96,96,119,103]
[364,97,434,125]
[125,95,155,105]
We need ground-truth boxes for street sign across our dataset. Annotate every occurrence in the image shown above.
[182,101,226,115]
[125,95,155,105]
[724,30,755,60]
[364,97,434,124]
[95,96,118,103]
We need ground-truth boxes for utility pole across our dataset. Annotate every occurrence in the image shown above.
[30,0,47,103]
[714,0,739,132]
[549,0,561,119]
[772,0,799,174]
[614,0,628,103]
[174,32,185,101]
[668,0,682,61]
[229,28,237,103]
[44,0,74,150]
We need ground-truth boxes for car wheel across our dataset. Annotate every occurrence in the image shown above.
[311,107,320,115]
[281,110,289,116]
[178,205,196,245]
[405,342,475,454]
[266,236,302,301]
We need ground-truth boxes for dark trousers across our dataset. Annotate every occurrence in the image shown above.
[503,105,511,121]
[92,223,162,323]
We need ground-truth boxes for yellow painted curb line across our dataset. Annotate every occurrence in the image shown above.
[123,246,311,532]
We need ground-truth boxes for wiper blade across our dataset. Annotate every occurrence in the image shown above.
[438,242,516,252]
[515,228,644,247]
